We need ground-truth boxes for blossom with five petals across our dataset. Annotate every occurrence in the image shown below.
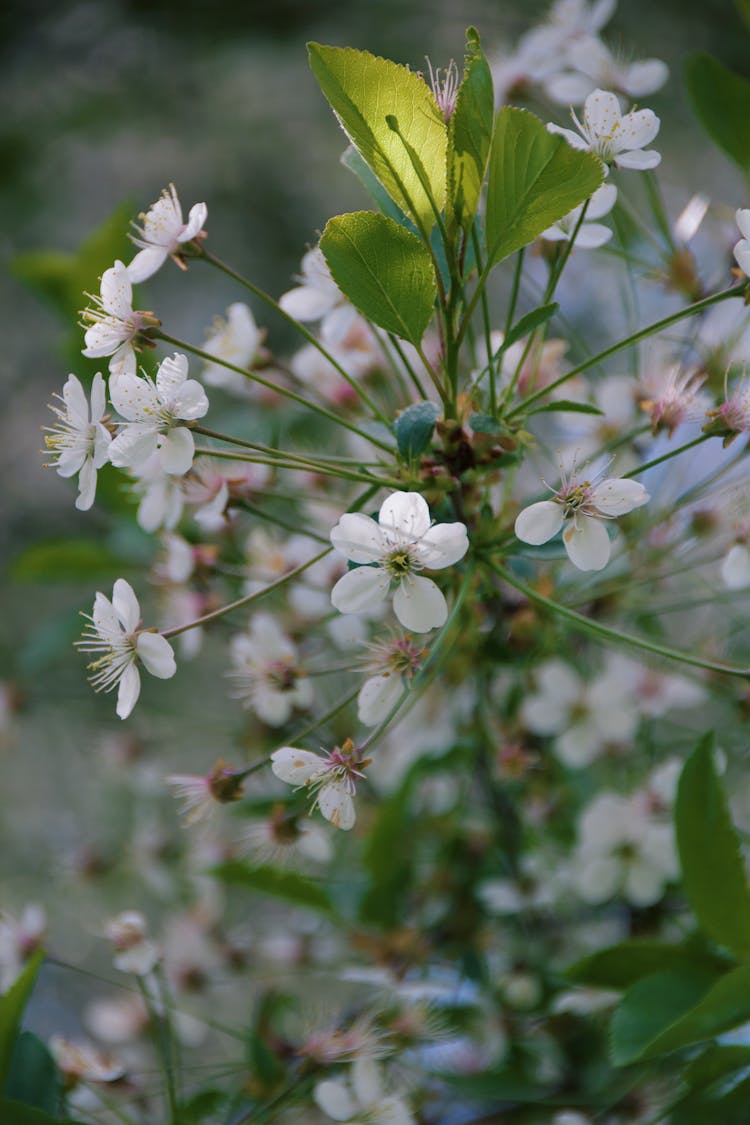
[108,352,209,475]
[44,372,112,510]
[270,739,367,830]
[515,468,648,571]
[76,578,176,719]
[82,260,156,379]
[126,184,207,284]
[549,88,661,171]
[330,491,469,633]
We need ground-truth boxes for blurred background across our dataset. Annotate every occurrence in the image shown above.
[1,0,749,1046]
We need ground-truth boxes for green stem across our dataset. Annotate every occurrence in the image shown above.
[156,330,394,454]
[472,224,496,413]
[508,284,746,419]
[488,560,750,679]
[622,432,713,478]
[136,976,178,1123]
[160,547,333,638]
[198,249,388,423]
[193,445,400,489]
[235,499,330,544]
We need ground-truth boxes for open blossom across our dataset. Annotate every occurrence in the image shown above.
[541,182,616,248]
[77,579,176,719]
[201,302,263,392]
[271,738,368,830]
[229,613,313,726]
[638,363,709,436]
[82,260,156,379]
[330,491,469,633]
[279,246,360,345]
[44,372,111,510]
[549,88,661,171]
[314,1057,414,1124]
[545,36,668,105]
[104,911,160,975]
[109,352,208,475]
[50,1038,125,1088]
[515,466,648,571]
[357,634,426,727]
[126,183,207,284]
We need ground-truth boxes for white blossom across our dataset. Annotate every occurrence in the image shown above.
[109,352,208,475]
[515,463,648,571]
[541,182,617,248]
[82,260,155,378]
[545,36,668,105]
[77,579,176,719]
[103,910,160,975]
[49,1038,125,1086]
[314,1057,414,1124]
[330,491,469,633]
[549,88,661,171]
[229,613,313,726]
[279,246,360,345]
[44,372,111,510]
[270,739,367,830]
[201,302,263,392]
[127,183,207,284]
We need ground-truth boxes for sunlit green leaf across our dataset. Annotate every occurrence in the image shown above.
[485,107,603,266]
[309,43,447,232]
[447,27,494,234]
[685,53,750,171]
[321,211,436,344]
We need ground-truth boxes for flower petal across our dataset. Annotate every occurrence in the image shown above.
[737,209,750,243]
[583,89,622,139]
[136,632,177,679]
[330,513,385,563]
[116,663,141,720]
[574,223,612,249]
[616,108,660,152]
[547,124,589,150]
[414,521,469,569]
[615,149,661,170]
[331,566,390,615]
[178,201,208,242]
[379,491,431,542]
[75,458,97,511]
[126,246,168,284]
[392,575,447,632]
[113,579,141,633]
[155,353,189,400]
[317,781,356,830]
[721,544,750,589]
[100,261,133,317]
[515,500,563,545]
[357,673,403,727]
[110,374,159,421]
[563,515,611,571]
[108,425,159,471]
[159,427,195,475]
[621,59,669,97]
[271,747,324,785]
[313,1079,357,1121]
[590,478,648,515]
[172,380,209,420]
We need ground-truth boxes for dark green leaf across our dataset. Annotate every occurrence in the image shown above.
[641,963,750,1059]
[5,1032,60,1115]
[469,413,505,435]
[0,1101,86,1125]
[447,27,494,233]
[502,302,559,350]
[10,539,125,584]
[676,736,750,957]
[610,967,717,1066]
[212,861,336,917]
[394,401,441,459]
[0,952,45,1092]
[684,1044,750,1092]
[528,400,604,416]
[359,780,414,928]
[320,211,436,344]
[485,107,603,266]
[308,43,447,231]
[685,54,750,171]
[568,941,729,990]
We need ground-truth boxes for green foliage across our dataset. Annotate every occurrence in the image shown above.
[212,860,337,917]
[5,1032,60,1116]
[340,145,410,226]
[447,28,494,235]
[308,43,447,232]
[394,401,442,460]
[685,53,750,171]
[0,1102,85,1125]
[320,211,436,344]
[609,967,719,1066]
[528,400,604,416]
[359,778,415,927]
[568,940,729,990]
[502,302,559,350]
[676,735,750,958]
[485,108,603,266]
[0,951,45,1094]
[10,539,126,584]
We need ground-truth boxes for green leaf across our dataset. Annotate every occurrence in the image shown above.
[568,941,729,991]
[502,302,559,350]
[639,962,750,1059]
[528,400,604,416]
[5,1032,60,1115]
[10,539,125,584]
[469,413,505,435]
[684,1044,750,1092]
[394,401,442,459]
[340,145,411,226]
[447,27,494,233]
[685,54,750,171]
[676,736,750,957]
[0,1101,85,1125]
[321,211,436,344]
[211,861,336,917]
[485,107,604,267]
[359,780,415,928]
[0,952,45,1092]
[308,43,447,232]
[610,967,718,1066]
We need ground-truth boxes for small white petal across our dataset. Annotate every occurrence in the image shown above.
[113,579,141,633]
[159,427,195,475]
[414,521,469,569]
[178,201,208,242]
[617,108,660,152]
[116,663,141,720]
[76,459,97,511]
[379,491,431,541]
[574,223,612,249]
[515,501,564,545]
[136,633,176,679]
[547,124,589,150]
[734,240,750,278]
[100,261,133,317]
[108,425,159,471]
[616,149,661,170]
[351,1057,383,1107]
[590,478,648,515]
[737,209,750,242]
[621,59,669,97]
[271,747,324,785]
[721,544,750,589]
[172,380,209,421]
[358,674,403,726]
[563,516,611,571]
[313,1079,357,1121]
[155,353,189,399]
[330,513,385,563]
[392,575,447,632]
[624,861,664,907]
[126,247,168,284]
[317,781,356,830]
[331,566,390,615]
[583,89,622,139]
